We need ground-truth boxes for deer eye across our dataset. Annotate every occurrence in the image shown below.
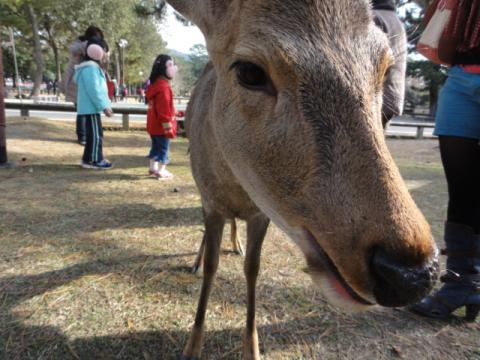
[231,61,277,96]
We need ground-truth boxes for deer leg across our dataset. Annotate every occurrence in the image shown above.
[193,218,242,275]
[192,232,206,274]
[182,211,225,360]
[230,218,244,256]
[243,214,269,360]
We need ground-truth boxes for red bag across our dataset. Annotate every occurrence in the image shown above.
[417,0,459,65]
[417,0,480,65]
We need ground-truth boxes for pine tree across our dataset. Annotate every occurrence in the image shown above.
[398,0,447,115]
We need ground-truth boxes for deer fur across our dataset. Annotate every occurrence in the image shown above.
[167,1,439,359]
[192,218,243,274]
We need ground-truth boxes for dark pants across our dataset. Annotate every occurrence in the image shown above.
[76,114,86,142]
[439,136,480,233]
[82,114,104,164]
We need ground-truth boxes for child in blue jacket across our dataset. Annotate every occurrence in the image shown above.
[74,37,113,169]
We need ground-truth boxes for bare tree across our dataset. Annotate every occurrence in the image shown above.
[43,14,62,82]
[0,44,8,165]
[27,4,44,97]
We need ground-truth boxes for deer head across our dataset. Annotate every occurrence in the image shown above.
[169,0,439,311]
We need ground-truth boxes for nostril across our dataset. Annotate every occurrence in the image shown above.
[371,247,439,307]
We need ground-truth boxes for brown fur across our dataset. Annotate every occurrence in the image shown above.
[168,1,438,359]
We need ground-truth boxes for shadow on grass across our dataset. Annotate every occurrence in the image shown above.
[6,155,192,177]
[0,254,191,359]
[0,252,475,360]
[102,204,203,229]
[6,119,80,144]
[108,155,191,170]
[4,205,203,241]
[0,254,301,359]
[6,163,142,181]
[0,255,340,359]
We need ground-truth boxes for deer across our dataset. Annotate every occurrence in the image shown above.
[166,1,440,359]
[192,218,243,274]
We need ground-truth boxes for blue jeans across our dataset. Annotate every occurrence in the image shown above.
[434,66,480,140]
[148,135,170,164]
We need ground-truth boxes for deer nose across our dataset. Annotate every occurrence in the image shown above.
[371,247,439,307]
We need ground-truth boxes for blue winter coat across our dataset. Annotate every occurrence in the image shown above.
[74,61,111,115]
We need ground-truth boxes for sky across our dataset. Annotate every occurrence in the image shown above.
[157,3,423,58]
[158,5,206,54]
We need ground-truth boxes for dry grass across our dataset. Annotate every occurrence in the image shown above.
[0,117,479,360]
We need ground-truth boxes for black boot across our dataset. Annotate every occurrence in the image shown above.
[410,223,480,321]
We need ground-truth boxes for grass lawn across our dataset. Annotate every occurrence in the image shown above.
[0,117,479,360]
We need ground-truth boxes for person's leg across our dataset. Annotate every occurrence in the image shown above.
[91,113,104,163]
[148,136,160,176]
[411,137,480,320]
[97,114,104,162]
[411,68,480,320]
[433,67,480,231]
[85,114,111,169]
[440,136,480,233]
[82,115,94,164]
[158,136,172,178]
[76,114,86,144]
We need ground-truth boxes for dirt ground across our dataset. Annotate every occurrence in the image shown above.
[0,117,479,360]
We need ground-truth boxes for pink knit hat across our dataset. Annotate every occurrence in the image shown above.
[86,44,104,61]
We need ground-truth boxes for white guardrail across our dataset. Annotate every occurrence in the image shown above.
[5,100,435,138]
[5,100,186,131]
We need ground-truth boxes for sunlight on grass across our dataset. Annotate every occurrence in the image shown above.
[1,118,478,359]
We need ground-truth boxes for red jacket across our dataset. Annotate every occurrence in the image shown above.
[146,78,176,137]
[107,80,115,100]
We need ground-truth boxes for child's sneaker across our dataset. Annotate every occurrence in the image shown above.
[81,161,95,169]
[158,169,173,179]
[148,169,160,177]
[91,160,113,170]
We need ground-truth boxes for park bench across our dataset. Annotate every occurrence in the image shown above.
[387,120,435,139]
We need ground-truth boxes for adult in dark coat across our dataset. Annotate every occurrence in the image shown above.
[60,26,107,145]
[372,0,407,126]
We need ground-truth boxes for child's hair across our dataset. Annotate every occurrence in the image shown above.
[79,26,109,52]
[149,54,173,84]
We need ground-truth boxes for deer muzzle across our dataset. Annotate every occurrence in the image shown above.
[370,246,439,307]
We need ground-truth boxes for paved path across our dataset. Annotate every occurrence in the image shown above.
[5,101,435,138]
[385,124,434,138]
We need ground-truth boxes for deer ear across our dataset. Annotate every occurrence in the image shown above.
[167,0,233,36]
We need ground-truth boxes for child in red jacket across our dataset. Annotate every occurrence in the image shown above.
[146,54,177,179]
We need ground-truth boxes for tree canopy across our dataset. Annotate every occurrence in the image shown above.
[397,0,447,113]
[1,0,444,106]
[1,0,167,94]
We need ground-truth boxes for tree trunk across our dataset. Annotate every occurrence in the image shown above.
[44,16,62,83]
[0,45,8,164]
[115,48,121,85]
[116,43,126,87]
[27,4,44,97]
[429,83,439,117]
[52,41,61,82]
